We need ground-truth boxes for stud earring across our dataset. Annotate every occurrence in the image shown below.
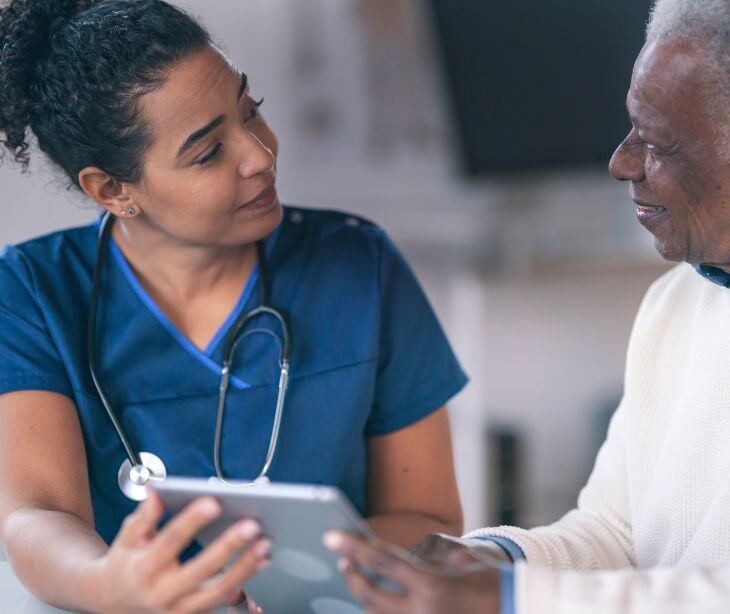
[120,207,136,216]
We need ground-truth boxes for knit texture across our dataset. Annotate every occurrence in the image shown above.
[466,263,730,612]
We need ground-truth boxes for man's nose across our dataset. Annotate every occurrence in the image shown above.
[609,138,645,183]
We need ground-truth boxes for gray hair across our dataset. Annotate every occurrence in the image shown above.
[647,0,730,125]
[647,0,730,63]
[648,0,730,37]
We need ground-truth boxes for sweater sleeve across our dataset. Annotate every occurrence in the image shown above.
[461,267,682,569]
[515,563,730,614]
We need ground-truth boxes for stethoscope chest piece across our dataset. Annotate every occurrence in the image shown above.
[118,451,167,501]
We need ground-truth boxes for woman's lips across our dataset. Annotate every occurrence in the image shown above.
[238,185,277,212]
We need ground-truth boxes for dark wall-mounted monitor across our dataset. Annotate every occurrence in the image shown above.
[427,0,653,175]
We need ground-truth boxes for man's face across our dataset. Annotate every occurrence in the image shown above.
[609,39,730,266]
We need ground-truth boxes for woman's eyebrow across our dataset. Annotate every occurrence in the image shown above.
[175,73,249,159]
[176,116,223,158]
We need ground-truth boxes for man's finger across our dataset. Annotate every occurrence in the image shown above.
[246,595,264,613]
[114,488,165,548]
[339,558,407,614]
[324,532,422,587]
[411,533,446,560]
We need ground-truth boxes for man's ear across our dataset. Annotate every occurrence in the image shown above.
[77,167,141,218]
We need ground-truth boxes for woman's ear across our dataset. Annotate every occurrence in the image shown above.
[77,167,141,218]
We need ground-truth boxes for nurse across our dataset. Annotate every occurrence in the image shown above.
[0,1,466,611]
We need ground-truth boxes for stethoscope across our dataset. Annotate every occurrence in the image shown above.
[87,212,292,501]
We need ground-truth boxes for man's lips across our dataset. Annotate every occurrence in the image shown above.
[633,199,668,227]
[633,200,666,213]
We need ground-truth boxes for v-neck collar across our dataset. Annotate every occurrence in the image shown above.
[107,221,283,389]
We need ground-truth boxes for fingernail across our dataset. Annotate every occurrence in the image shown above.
[200,498,220,517]
[337,557,350,572]
[254,538,272,557]
[323,531,343,550]
[256,558,271,572]
[236,519,261,540]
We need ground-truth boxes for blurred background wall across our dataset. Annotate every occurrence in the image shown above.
[0,0,671,532]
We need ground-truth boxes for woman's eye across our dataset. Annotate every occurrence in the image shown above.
[243,98,264,123]
[194,98,265,166]
[195,143,222,166]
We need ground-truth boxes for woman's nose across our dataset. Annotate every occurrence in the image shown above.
[609,138,645,183]
[236,131,275,179]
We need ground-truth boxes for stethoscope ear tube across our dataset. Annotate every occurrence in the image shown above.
[222,242,291,367]
[260,361,289,477]
[222,305,292,368]
[214,295,292,484]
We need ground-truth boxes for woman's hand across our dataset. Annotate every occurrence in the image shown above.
[324,531,501,614]
[89,488,271,613]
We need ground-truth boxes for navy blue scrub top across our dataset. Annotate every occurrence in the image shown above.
[0,206,467,551]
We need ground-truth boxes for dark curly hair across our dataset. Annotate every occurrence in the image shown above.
[0,0,210,186]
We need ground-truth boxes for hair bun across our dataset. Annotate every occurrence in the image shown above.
[1,0,210,182]
[48,13,69,35]
[0,1,93,166]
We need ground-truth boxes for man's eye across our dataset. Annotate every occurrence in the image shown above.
[641,140,661,157]
[646,143,671,157]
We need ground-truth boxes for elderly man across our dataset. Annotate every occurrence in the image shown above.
[324,1,730,612]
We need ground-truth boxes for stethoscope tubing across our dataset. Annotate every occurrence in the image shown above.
[87,211,292,498]
[87,212,143,468]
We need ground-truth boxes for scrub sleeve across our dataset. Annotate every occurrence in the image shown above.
[0,248,73,398]
[366,230,468,436]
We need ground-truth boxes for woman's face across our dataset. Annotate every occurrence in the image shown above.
[126,45,282,247]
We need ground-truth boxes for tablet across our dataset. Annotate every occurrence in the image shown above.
[154,477,369,614]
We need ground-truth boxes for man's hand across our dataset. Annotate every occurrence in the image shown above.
[412,533,511,568]
[324,531,501,614]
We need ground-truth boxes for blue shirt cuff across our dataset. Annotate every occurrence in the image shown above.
[471,535,526,563]
[499,566,516,614]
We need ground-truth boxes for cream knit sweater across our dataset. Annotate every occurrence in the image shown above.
[466,263,730,613]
